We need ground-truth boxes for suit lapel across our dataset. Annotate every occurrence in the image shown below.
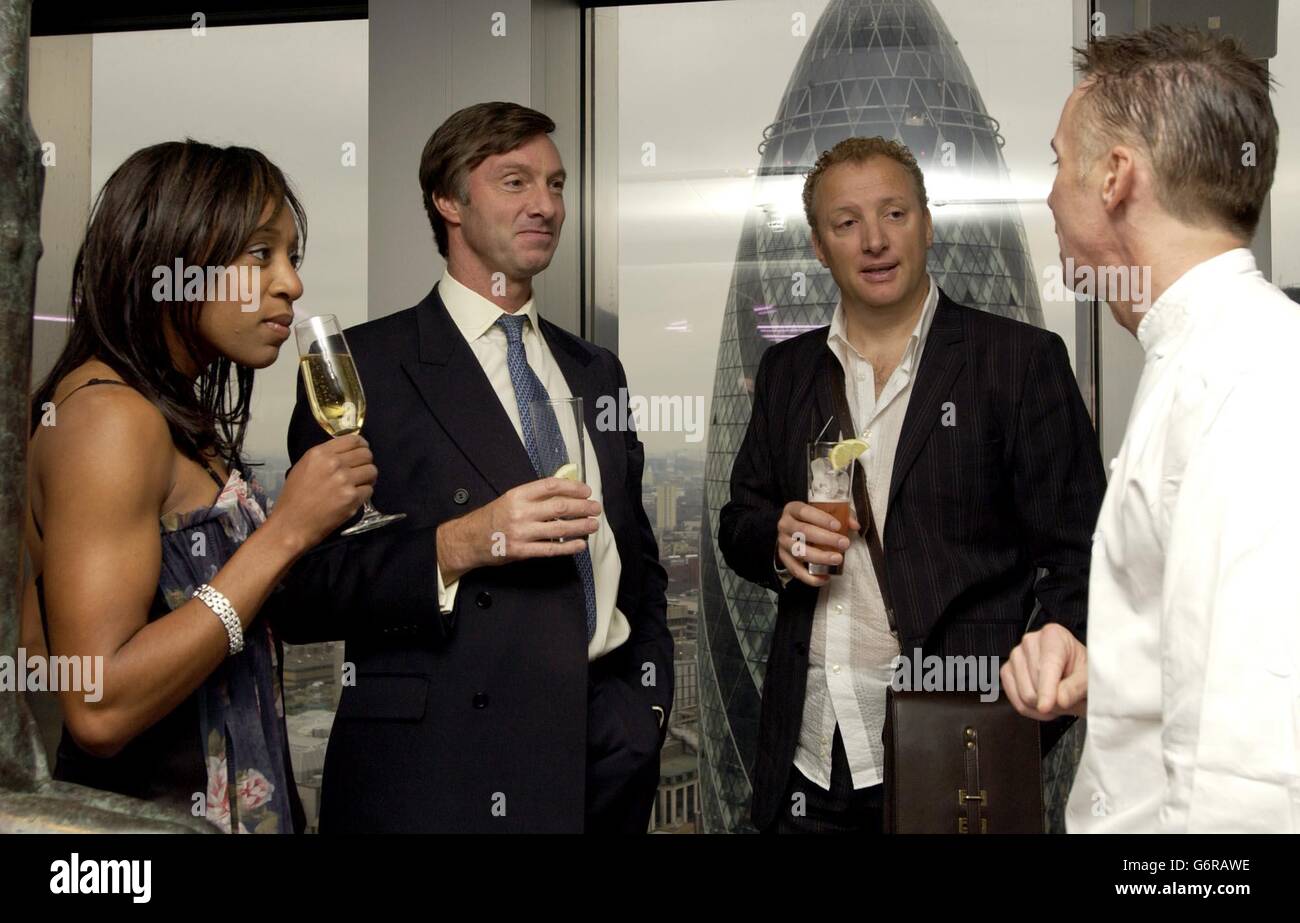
[400,284,538,497]
[808,294,967,516]
[887,294,965,510]
[812,344,847,445]
[540,318,628,541]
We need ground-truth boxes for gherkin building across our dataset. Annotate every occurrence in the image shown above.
[699,0,1080,833]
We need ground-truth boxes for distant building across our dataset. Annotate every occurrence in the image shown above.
[656,483,681,531]
[282,641,345,714]
[674,652,699,726]
[650,737,700,833]
[663,553,700,592]
[286,708,336,833]
[668,601,699,727]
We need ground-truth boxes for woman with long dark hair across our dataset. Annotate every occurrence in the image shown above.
[23,140,375,833]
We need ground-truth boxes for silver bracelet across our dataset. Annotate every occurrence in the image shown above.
[193,583,244,656]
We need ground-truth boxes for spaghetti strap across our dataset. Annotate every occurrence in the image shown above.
[53,376,132,408]
[203,462,228,490]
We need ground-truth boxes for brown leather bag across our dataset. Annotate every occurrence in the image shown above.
[883,688,1043,833]
[825,358,1043,833]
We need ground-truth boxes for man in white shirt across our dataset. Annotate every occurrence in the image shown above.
[1002,26,1300,833]
[284,102,672,833]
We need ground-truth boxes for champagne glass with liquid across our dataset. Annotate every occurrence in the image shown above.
[295,314,405,535]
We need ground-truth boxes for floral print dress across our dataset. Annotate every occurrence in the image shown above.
[159,467,297,834]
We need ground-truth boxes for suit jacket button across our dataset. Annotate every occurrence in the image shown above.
[476,591,492,609]
[453,488,469,505]
[795,641,808,656]
[472,692,490,709]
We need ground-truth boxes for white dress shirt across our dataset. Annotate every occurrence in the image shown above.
[1067,248,1300,833]
[434,270,631,662]
[793,275,939,790]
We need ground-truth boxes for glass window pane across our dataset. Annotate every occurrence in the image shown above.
[598,0,1079,834]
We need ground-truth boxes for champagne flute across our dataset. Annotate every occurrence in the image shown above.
[295,314,405,535]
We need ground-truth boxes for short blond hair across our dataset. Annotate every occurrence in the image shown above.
[802,136,927,234]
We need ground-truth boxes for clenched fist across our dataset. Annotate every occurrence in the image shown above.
[1001,623,1088,720]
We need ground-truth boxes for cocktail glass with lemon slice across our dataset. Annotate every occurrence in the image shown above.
[806,437,868,575]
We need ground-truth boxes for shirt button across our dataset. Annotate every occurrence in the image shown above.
[834,604,844,613]
[856,368,867,380]
[832,664,841,674]
[453,487,470,505]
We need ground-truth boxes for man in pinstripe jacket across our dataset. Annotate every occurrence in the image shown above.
[719,137,1106,834]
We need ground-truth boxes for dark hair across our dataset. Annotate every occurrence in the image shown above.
[803,136,928,235]
[1073,25,1277,238]
[418,101,556,257]
[31,140,307,468]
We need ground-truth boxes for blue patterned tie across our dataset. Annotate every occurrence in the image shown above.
[495,313,598,643]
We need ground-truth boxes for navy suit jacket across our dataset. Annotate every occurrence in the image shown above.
[271,284,672,832]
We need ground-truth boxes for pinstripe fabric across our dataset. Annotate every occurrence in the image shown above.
[719,289,1107,834]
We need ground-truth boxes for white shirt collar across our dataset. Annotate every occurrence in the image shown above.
[438,270,540,343]
[1136,247,1257,354]
[827,273,939,373]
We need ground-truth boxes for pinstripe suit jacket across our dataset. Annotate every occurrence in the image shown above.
[718,289,1106,832]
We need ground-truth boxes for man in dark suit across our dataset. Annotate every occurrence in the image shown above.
[719,136,1106,834]
[273,101,672,833]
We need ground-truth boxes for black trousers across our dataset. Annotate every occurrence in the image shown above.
[769,725,884,834]
[584,656,662,833]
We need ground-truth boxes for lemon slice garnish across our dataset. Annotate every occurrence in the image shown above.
[553,462,580,481]
[828,437,869,471]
